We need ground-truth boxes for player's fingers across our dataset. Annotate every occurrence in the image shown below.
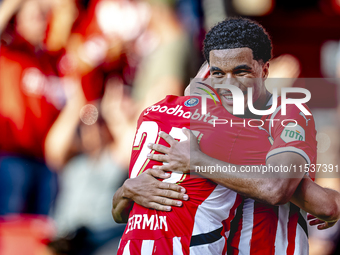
[157,181,187,194]
[153,196,183,207]
[317,222,336,230]
[159,131,176,146]
[316,223,328,230]
[202,65,210,80]
[309,219,325,226]
[147,143,170,154]
[146,168,171,179]
[307,214,317,220]
[157,189,189,201]
[147,153,169,162]
[147,202,171,212]
[152,164,172,171]
[182,127,196,140]
[195,62,210,80]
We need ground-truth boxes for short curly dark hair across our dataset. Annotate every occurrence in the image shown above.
[203,18,272,63]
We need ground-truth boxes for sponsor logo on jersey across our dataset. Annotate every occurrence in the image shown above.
[299,112,311,126]
[144,104,218,125]
[280,122,305,143]
[184,98,199,107]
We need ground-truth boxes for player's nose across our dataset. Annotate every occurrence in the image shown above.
[214,76,240,89]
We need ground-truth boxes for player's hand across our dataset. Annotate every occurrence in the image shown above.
[196,61,210,79]
[146,128,200,173]
[307,214,338,230]
[184,62,210,96]
[123,168,189,211]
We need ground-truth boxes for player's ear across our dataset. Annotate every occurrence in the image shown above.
[262,61,270,80]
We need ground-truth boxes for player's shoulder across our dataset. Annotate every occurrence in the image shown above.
[264,96,316,143]
[141,95,186,112]
[261,95,316,137]
[160,95,205,106]
[141,94,210,114]
[266,96,313,120]
[138,94,223,125]
[137,95,185,121]
[156,95,189,106]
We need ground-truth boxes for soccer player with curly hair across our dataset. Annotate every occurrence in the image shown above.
[113,18,340,255]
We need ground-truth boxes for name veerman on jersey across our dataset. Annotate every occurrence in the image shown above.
[125,214,169,234]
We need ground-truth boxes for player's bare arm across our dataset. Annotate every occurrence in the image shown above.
[112,186,134,223]
[147,130,340,228]
[111,168,188,222]
[147,129,303,205]
[291,176,340,230]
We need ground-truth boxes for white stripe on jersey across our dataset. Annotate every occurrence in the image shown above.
[266,146,311,165]
[294,209,308,255]
[173,237,183,255]
[189,185,238,255]
[189,236,225,255]
[238,198,254,255]
[122,240,130,255]
[274,203,290,255]
[141,240,154,255]
[191,185,238,236]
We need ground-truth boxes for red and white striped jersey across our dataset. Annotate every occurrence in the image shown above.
[118,95,271,255]
[118,94,317,255]
[228,96,317,255]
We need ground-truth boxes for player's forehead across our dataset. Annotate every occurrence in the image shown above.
[209,48,255,70]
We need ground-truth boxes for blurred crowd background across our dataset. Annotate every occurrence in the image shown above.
[1,0,340,254]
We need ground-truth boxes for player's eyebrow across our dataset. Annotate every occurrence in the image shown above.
[210,66,223,73]
[233,64,252,70]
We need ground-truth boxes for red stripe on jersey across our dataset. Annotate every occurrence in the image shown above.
[221,234,228,255]
[130,239,143,255]
[286,204,300,255]
[227,200,244,255]
[222,194,243,232]
[182,236,190,255]
[153,238,172,255]
[250,202,278,255]
[118,236,192,255]
[221,194,242,254]
[117,240,127,255]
